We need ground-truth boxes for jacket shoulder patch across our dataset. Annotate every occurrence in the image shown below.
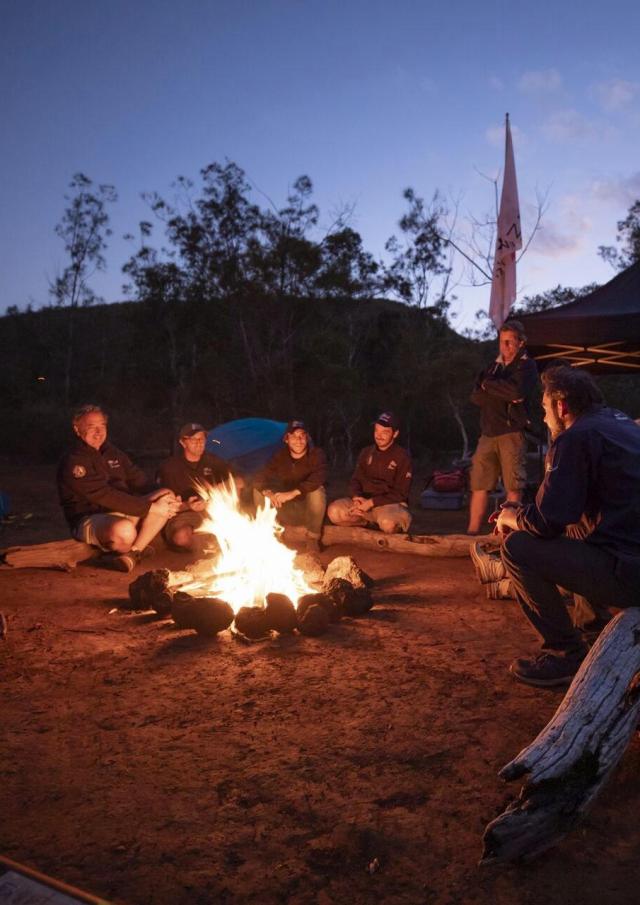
[72,465,87,478]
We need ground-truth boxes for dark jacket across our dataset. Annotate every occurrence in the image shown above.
[57,439,153,529]
[348,443,412,507]
[518,406,640,558]
[157,451,231,501]
[471,350,538,437]
[255,447,327,496]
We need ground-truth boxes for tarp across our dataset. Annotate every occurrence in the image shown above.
[519,261,640,372]
[207,418,286,475]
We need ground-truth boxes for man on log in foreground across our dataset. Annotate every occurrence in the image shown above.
[495,366,640,688]
[57,404,181,572]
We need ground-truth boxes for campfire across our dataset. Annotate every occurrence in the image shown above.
[128,479,374,639]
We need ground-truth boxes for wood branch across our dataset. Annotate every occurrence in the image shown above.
[1,539,95,571]
[481,608,640,865]
[321,525,493,557]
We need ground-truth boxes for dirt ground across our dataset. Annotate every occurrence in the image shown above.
[2,462,640,905]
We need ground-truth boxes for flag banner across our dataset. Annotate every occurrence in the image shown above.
[489,115,522,329]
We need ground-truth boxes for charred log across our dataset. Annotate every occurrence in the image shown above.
[234,606,271,640]
[129,569,174,614]
[298,603,330,636]
[265,593,298,634]
[481,608,640,865]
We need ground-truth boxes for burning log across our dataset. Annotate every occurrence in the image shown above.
[297,592,340,624]
[481,609,640,865]
[324,556,373,590]
[324,578,373,617]
[234,606,271,639]
[129,569,174,615]
[298,603,330,636]
[265,593,298,634]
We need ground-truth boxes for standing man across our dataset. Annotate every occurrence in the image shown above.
[57,404,181,572]
[328,411,412,534]
[467,319,538,535]
[253,420,327,553]
[496,366,640,687]
[157,423,234,552]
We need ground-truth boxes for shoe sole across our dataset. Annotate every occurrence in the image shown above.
[509,664,575,687]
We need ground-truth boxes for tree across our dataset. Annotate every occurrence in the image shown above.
[599,199,640,271]
[50,173,117,402]
[383,189,451,314]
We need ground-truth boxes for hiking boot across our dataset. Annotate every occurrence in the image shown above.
[486,578,513,599]
[469,542,506,584]
[99,548,150,574]
[509,651,585,688]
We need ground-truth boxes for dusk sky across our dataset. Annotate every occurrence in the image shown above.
[2,0,640,330]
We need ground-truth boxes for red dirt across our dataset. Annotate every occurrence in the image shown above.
[2,463,639,905]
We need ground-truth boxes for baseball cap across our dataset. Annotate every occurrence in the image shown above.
[375,411,400,430]
[179,422,207,438]
[285,419,307,434]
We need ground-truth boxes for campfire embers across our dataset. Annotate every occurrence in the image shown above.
[127,555,375,641]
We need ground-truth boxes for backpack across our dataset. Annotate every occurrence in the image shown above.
[425,468,467,495]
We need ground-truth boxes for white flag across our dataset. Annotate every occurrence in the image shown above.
[489,114,522,329]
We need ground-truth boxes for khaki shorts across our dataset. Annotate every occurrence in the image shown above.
[72,512,139,551]
[469,432,526,493]
[329,498,412,533]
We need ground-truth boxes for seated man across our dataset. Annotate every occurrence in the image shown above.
[253,420,327,553]
[57,404,181,572]
[327,411,412,534]
[495,366,640,688]
[157,422,233,552]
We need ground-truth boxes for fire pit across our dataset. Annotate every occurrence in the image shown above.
[128,481,373,639]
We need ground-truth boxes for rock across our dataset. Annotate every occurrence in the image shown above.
[293,552,325,588]
[234,606,271,639]
[171,591,199,629]
[129,569,174,615]
[189,598,234,637]
[324,578,373,617]
[264,593,298,634]
[298,603,330,636]
[297,592,339,623]
[342,587,374,617]
[323,556,373,590]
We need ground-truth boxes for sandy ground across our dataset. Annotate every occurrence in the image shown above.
[1,463,640,905]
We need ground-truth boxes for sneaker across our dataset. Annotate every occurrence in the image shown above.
[469,542,505,583]
[509,651,585,688]
[486,578,513,599]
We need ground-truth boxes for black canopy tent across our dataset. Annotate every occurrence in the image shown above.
[518,260,640,372]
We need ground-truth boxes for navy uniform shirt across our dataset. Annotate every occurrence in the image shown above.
[348,443,412,508]
[254,446,327,496]
[157,451,231,501]
[518,406,640,557]
[57,439,153,528]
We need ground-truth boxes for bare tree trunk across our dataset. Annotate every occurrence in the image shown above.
[481,608,640,865]
[447,392,470,460]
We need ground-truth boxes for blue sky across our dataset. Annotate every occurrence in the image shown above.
[2,0,639,330]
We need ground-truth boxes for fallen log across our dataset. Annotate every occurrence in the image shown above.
[321,525,495,557]
[0,539,95,571]
[481,608,640,865]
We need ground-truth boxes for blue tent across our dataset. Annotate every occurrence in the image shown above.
[207,418,287,475]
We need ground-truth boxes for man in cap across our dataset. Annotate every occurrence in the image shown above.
[467,319,538,534]
[327,412,412,534]
[253,420,327,553]
[157,422,234,551]
[57,404,181,572]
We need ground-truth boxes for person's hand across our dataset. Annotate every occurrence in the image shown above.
[150,494,182,519]
[187,495,206,512]
[350,496,373,516]
[273,490,298,508]
[492,504,520,536]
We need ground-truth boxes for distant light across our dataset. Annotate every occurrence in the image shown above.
[37,376,46,381]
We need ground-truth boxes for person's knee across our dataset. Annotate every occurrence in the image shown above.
[170,526,195,549]
[502,530,531,567]
[327,499,349,524]
[104,519,136,552]
[378,518,398,534]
